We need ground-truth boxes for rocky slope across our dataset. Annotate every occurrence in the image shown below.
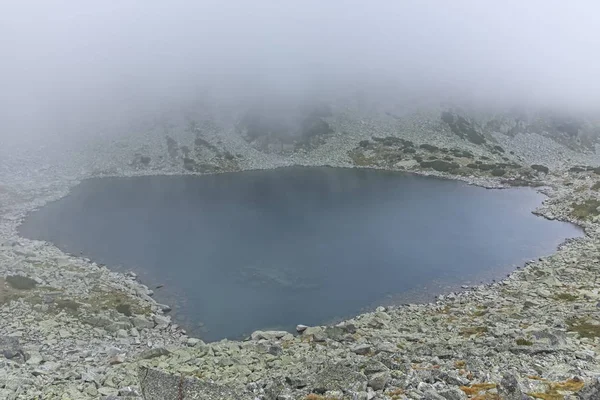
[1,106,600,399]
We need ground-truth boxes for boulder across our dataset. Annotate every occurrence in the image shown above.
[138,367,247,400]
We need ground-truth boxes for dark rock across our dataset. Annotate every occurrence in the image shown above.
[531,164,549,174]
[577,377,600,399]
[0,336,25,362]
[140,156,151,165]
[166,136,179,159]
[180,145,190,157]
[420,144,440,152]
[359,140,370,148]
[497,373,523,400]
[491,168,506,176]
[441,112,486,145]
[285,376,308,389]
[492,145,505,153]
[477,163,496,171]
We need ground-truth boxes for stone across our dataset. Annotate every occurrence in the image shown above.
[109,354,125,365]
[153,315,170,329]
[367,371,390,391]
[116,329,129,338]
[352,344,371,355]
[424,390,448,400]
[131,317,154,330]
[439,387,467,400]
[138,347,170,360]
[296,324,308,333]
[186,337,204,347]
[98,387,118,396]
[497,373,523,400]
[0,336,24,361]
[138,367,248,399]
[312,363,368,393]
[250,330,289,341]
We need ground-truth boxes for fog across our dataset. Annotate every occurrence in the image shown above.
[2,1,600,142]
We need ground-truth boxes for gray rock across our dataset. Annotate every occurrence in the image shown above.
[250,330,289,341]
[352,344,371,355]
[0,336,24,362]
[577,377,600,400]
[296,324,308,333]
[153,315,170,329]
[138,347,170,360]
[439,387,467,400]
[138,367,248,400]
[312,363,367,393]
[367,371,390,391]
[424,390,448,400]
[497,373,523,400]
[131,317,154,330]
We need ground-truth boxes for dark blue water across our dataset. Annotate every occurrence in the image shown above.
[19,167,581,341]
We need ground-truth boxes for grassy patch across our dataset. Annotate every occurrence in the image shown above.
[348,150,375,166]
[570,199,600,219]
[460,326,488,336]
[567,317,600,338]
[88,287,151,316]
[528,378,585,399]
[6,275,37,290]
[516,338,533,346]
[554,292,578,301]
[460,383,497,396]
[304,395,340,400]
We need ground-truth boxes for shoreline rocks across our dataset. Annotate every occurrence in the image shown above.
[1,108,600,399]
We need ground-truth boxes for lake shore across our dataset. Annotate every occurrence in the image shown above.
[2,115,600,399]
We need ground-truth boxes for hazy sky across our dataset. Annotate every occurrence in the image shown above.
[2,1,600,138]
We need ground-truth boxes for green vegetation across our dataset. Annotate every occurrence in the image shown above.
[441,112,486,145]
[460,326,488,336]
[516,338,533,346]
[116,303,133,316]
[372,137,413,147]
[591,181,600,190]
[6,275,37,290]
[419,160,459,172]
[554,293,578,301]
[570,199,600,219]
[419,144,439,152]
[567,317,600,338]
[491,168,506,176]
